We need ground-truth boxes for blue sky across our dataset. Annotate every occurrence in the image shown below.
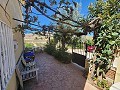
[35,0,95,25]
[25,0,95,36]
[80,0,95,16]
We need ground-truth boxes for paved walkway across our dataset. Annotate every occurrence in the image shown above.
[24,53,98,90]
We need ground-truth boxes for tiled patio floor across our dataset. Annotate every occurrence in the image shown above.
[24,53,98,90]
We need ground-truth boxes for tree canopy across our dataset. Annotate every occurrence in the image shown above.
[14,0,101,35]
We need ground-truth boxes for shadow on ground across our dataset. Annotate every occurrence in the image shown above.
[23,53,98,90]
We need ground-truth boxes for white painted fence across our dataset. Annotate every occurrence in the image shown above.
[72,49,94,59]
[67,48,94,60]
[0,21,16,90]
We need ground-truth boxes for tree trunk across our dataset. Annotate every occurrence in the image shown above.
[48,32,50,43]
[61,34,66,50]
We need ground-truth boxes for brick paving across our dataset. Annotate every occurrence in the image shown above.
[24,53,98,90]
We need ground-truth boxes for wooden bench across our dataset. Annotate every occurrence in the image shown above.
[16,56,39,88]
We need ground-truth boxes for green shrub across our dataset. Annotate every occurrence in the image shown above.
[44,43,56,55]
[25,43,34,49]
[53,48,71,64]
[44,43,71,64]
[86,39,94,46]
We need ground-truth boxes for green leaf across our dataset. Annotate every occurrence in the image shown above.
[107,50,112,55]
[100,57,107,61]
[106,35,111,38]
[109,56,113,59]
[103,33,106,36]
[102,49,112,55]
[112,32,119,36]
[108,25,113,30]
[102,50,106,54]
[106,44,110,49]
[109,41,115,45]
[95,41,100,46]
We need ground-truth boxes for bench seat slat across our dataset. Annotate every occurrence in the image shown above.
[21,68,39,75]
[22,76,36,81]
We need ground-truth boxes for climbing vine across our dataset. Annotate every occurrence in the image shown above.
[88,0,120,78]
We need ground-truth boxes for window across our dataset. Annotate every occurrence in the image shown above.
[0,21,16,90]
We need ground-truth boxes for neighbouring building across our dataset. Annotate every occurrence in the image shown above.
[0,0,24,90]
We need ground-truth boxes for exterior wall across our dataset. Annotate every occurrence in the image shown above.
[0,0,23,90]
[6,72,17,90]
[114,56,120,83]
[0,0,23,62]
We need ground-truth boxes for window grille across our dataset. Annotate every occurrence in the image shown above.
[0,21,16,90]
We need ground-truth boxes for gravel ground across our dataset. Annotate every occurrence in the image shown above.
[24,53,98,90]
